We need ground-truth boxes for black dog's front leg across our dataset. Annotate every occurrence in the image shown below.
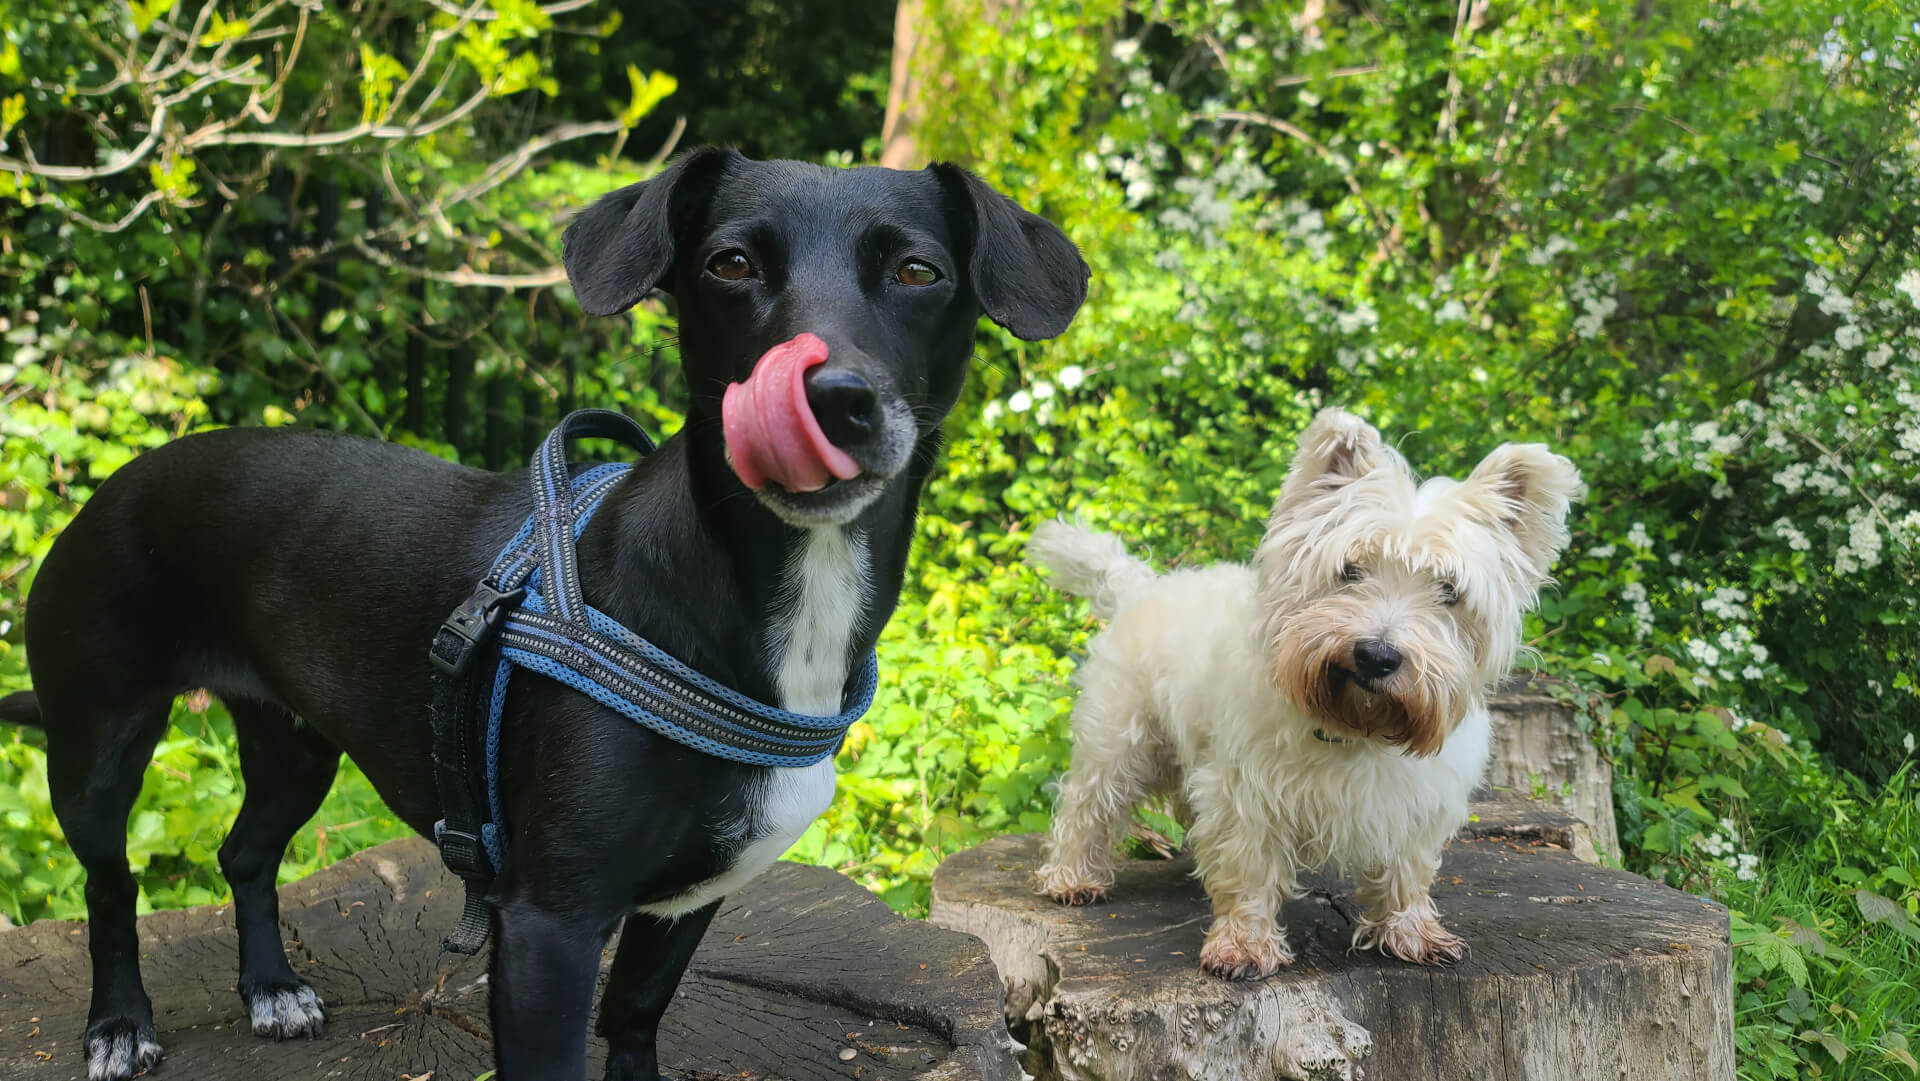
[597,903,719,1081]
[489,894,616,1081]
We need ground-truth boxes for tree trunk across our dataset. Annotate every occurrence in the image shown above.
[931,803,1734,1081]
[0,838,1022,1081]
[1481,675,1619,861]
[879,0,928,169]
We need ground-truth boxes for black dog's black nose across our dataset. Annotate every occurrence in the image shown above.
[1352,639,1403,681]
[804,369,881,448]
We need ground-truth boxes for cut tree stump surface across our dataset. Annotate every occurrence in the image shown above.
[930,802,1733,1081]
[0,838,1020,1081]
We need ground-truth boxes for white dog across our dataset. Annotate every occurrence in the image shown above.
[1029,408,1580,976]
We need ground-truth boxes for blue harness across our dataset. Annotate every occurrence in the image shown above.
[425,409,878,953]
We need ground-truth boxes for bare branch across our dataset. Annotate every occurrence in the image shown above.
[443,119,626,208]
[423,0,599,19]
[351,240,569,289]
[1,100,171,181]
[50,189,175,233]
[1188,109,1405,262]
[1272,65,1380,88]
[196,85,492,148]
[642,115,687,171]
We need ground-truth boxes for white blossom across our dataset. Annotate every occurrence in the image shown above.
[1007,389,1033,414]
[1337,301,1379,335]
[1057,365,1085,390]
[1896,268,1920,309]
[1527,234,1576,266]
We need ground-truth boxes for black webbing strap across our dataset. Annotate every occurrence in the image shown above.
[428,602,511,956]
[422,410,648,957]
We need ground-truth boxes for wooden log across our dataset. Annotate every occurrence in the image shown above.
[929,802,1733,1081]
[0,838,1019,1081]
[1484,677,1618,862]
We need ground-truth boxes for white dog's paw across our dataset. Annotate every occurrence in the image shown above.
[1199,924,1294,980]
[1353,910,1469,966]
[1034,864,1111,906]
[242,978,328,1039]
[84,1018,162,1081]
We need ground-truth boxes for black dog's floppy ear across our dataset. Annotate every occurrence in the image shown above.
[562,147,741,316]
[931,163,1090,341]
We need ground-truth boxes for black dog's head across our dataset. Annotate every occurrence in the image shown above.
[562,148,1089,527]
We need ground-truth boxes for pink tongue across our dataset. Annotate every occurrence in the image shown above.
[721,333,863,493]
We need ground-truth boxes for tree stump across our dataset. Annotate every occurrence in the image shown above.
[929,801,1733,1081]
[0,838,1019,1081]
[1484,676,1618,862]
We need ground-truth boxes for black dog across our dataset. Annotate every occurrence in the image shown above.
[0,148,1088,1081]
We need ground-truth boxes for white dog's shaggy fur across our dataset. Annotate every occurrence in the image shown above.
[1029,408,1580,977]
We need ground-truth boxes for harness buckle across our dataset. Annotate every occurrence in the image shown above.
[434,819,489,872]
[430,580,526,678]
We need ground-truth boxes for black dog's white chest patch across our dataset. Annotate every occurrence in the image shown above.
[635,529,867,918]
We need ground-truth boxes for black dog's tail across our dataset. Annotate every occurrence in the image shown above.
[0,691,43,728]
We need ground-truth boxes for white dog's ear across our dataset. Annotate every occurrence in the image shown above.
[1461,444,1584,583]
[1277,408,1389,509]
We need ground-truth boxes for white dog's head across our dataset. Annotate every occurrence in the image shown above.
[1253,408,1582,756]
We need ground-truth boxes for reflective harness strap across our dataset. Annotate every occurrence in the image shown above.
[425,409,878,955]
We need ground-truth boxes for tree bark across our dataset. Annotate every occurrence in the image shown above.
[930,802,1733,1081]
[1482,675,1619,861]
[879,0,929,169]
[0,838,1021,1081]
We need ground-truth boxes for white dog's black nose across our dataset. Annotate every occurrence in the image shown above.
[1352,639,1403,680]
[805,368,881,448]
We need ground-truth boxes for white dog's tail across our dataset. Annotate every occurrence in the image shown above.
[1027,519,1156,620]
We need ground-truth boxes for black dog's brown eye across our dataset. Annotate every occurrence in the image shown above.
[1341,562,1365,583]
[707,250,755,281]
[1439,581,1459,606]
[896,260,941,286]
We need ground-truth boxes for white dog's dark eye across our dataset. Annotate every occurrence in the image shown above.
[1340,562,1365,583]
[1439,581,1459,606]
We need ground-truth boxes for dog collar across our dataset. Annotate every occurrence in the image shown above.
[1312,727,1354,745]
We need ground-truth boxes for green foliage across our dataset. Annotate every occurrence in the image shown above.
[1,697,404,924]
[866,0,1919,1075]
[3,3,1918,1078]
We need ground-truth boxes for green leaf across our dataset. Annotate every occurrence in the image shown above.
[0,94,24,146]
[618,66,677,129]
[199,11,250,46]
[1809,1029,1849,1064]
[1856,890,1920,944]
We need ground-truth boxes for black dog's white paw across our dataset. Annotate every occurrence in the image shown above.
[242,978,327,1039]
[84,1017,162,1081]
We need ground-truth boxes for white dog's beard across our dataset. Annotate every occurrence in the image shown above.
[1271,627,1459,757]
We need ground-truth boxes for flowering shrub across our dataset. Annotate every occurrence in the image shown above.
[853,0,1920,1074]
[2,1,1916,1076]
